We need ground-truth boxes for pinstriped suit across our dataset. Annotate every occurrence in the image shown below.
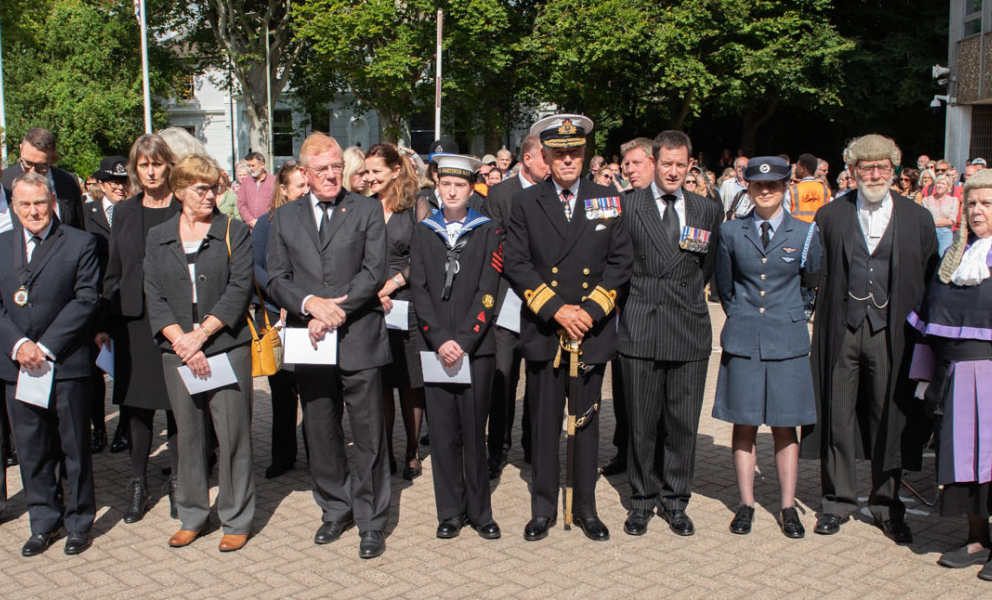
[618,186,723,512]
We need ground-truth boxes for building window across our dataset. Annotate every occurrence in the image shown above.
[408,112,435,156]
[970,105,992,160]
[177,75,196,100]
[273,109,294,157]
[965,0,982,37]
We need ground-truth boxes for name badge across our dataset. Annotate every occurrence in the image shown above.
[14,286,28,307]
[679,226,711,253]
[584,197,622,220]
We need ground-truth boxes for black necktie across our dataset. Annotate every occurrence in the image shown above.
[28,235,43,266]
[760,221,772,249]
[318,201,333,245]
[661,194,679,245]
[560,188,573,221]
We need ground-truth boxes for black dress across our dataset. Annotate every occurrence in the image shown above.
[112,203,175,410]
[382,201,427,389]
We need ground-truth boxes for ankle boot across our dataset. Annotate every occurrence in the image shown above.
[110,419,130,454]
[122,477,149,523]
[164,476,178,519]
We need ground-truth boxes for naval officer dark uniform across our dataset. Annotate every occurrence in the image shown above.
[410,155,503,538]
[503,114,633,541]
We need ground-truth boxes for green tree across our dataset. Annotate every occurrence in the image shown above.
[164,0,301,160]
[1,0,184,176]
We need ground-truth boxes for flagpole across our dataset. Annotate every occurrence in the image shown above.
[138,0,152,133]
[434,9,442,141]
[0,11,8,167]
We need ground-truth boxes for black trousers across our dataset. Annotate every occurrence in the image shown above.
[268,369,302,468]
[487,326,530,459]
[527,360,603,519]
[296,364,390,533]
[426,356,495,524]
[821,322,902,521]
[0,386,7,516]
[620,355,707,512]
[609,358,627,457]
[7,378,95,534]
[89,371,105,432]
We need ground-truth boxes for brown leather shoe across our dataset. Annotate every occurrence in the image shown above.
[219,534,248,552]
[168,529,202,548]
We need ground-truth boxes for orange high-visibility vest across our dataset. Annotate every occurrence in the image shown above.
[788,180,831,222]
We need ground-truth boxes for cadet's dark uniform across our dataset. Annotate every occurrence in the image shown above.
[411,207,502,527]
[504,177,633,521]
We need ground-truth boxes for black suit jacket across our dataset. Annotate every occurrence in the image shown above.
[0,220,100,381]
[503,179,633,364]
[482,175,524,317]
[82,200,112,286]
[266,191,390,371]
[2,163,83,229]
[103,194,182,321]
[617,186,723,362]
[802,190,938,471]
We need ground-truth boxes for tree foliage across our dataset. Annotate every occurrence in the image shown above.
[1,0,184,176]
[163,0,301,159]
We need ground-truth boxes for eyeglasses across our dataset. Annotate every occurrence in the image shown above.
[306,164,344,177]
[188,184,222,197]
[20,158,51,173]
[685,179,697,185]
[855,163,893,176]
[935,168,948,173]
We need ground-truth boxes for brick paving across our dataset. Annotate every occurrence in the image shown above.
[0,305,988,599]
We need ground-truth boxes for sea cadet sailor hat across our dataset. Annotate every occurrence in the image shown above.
[434,153,483,180]
[743,156,790,182]
[428,137,459,162]
[530,114,594,149]
[95,156,129,181]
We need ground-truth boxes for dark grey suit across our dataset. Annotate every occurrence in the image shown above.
[0,220,100,534]
[266,190,391,532]
[618,186,723,512]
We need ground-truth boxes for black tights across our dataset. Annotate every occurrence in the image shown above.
[129,408,178,478]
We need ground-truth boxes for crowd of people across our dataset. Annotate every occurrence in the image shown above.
[0,119,989,583]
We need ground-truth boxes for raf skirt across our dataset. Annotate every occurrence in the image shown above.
[712,352,817,427]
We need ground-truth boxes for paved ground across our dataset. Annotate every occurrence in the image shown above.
[0,305,987,599]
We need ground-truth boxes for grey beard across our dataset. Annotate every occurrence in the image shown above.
[857,179,890,203]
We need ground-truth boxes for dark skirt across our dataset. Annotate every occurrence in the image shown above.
[712,351,817,427]
[941,481,992,519]
[382,310,424,389]
[112,314,172,411]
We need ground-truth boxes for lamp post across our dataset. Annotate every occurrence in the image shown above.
[265,21,273,167]
[137,0,152,134]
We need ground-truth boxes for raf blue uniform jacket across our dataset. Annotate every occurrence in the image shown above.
[715,210,822,360]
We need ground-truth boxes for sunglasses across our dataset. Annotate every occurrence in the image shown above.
[685,179,697,184]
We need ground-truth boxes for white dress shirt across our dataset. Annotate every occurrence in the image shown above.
[12,223,56,361]
[301,193,340,315]
[552,180,580,216]
[651,181,687,233]
[856,191,893,254]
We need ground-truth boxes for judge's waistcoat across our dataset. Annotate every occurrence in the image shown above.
[847,217,894,333]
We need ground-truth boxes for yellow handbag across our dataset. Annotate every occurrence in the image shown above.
[225,219,282,377]
[247,280,283,377]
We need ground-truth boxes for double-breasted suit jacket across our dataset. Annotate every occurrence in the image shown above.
[618,187,723,362]
[503,179,633,364]
[266,190,390,372]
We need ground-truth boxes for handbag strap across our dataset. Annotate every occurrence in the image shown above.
[224,217,271,334]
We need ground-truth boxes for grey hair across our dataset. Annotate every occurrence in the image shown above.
[937,168,992,283]
[157,126,208,161]
[11,171,54,198]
